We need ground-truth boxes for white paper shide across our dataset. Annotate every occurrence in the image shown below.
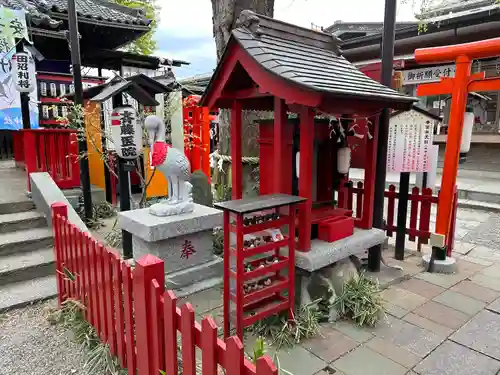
[110,106,142,160]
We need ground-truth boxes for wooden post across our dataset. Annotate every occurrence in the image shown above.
[51,202,68,306]
[274,98,286,193]
[133,255,165,375]
[231,101,243,199]
[298,106,314,251]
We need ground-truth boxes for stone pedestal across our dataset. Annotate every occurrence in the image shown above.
[119,204,223,296]
[291,228,387,319]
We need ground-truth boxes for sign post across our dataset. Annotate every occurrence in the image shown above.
[387,111,434,260]
[110,105,141,259]
[12,45,35,130]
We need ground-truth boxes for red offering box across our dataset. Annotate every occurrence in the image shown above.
[318,216,354,243]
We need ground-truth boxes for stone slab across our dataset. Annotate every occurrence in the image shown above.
[398,278,445,299]
[402,313,454,338]
[333,346,407,375]
[487,296,500,314]
[414,340,500,375]
[119,203,222,242]
[330,321,374,343]
[414,271,466,289]
[381,287,427,311]
[30,172,88,232]
[301,325,359,363]
[366,337,421,369]
[432,290,486,315]
[469,273,500,292]
[167,258,223,291]
[180,285,223,314]
[450,280,500,303]
[268,345,327,375]
[451,310,500,360]
[412,301,470,330]
[370,315,443,357]
[293,228,386,272]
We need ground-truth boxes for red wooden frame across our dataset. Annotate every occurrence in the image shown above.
[221,204,298,341]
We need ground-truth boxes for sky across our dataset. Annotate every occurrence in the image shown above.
[154,0,419,79]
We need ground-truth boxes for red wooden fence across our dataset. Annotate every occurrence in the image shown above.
[20,129,80,191]
[52,202,277,375]
[346,182,458,254]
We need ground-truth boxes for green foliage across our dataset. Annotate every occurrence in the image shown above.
[212,227,224,257]
[214,184,232,203]
[110,0,159,55]
[249,302,322,350]
[333,273,385,327]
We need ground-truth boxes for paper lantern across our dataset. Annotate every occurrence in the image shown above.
[337,147,351,174]
[11,52,36,93]
[460,110,474,154]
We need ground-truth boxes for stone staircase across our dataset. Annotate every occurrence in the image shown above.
[0,198,56,312]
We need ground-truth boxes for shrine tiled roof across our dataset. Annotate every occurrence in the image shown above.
[0,0,150,26]
[228,11,417,104]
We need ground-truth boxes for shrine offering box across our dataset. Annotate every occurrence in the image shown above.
[318,216,354,243]
[214,194,306,340]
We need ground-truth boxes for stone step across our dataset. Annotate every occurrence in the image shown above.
[0,211,46,234]
[457,199,500,213]
[0,248,54,286]
[0,228,53,256]
[0,199,35,215]
[0,275,57,313]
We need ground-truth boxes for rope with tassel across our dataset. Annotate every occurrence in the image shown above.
[210,150,260,172]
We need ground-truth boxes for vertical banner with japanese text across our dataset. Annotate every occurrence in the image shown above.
[0,7,39,130]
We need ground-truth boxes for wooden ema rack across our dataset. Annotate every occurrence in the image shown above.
[214,194,306,340]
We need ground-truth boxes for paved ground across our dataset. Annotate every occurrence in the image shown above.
[182,208,500,375]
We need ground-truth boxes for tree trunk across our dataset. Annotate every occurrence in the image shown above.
[211,0,275,195]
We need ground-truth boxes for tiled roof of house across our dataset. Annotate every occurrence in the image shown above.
[0,0,150,26]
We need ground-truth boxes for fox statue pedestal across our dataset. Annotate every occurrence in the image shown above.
[119,204,223,296]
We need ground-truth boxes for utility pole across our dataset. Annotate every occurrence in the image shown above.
[67,0,93,220]
[369,0,397,272]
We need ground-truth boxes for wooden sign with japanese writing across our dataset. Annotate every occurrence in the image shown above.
[387,110,435,173]
[110,106,142,159]
[11,51,35,93]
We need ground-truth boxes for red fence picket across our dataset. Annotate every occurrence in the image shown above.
[51,202,277,375]
[21,129,80,191]
[347,181,457,252]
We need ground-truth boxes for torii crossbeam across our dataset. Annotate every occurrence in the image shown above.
[415,38,500,256]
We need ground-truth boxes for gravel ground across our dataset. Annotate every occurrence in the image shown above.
[0,299,86,375]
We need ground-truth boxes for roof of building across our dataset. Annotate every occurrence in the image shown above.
[391,105,443,122]
[0,0,150,26]
[219,11,415,105]
[324,21,418,40]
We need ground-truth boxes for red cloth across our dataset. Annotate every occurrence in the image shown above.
[151,141,169,166]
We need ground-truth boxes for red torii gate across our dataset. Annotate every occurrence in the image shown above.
[415,38,500,254]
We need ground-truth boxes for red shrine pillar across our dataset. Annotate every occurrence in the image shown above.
[298,106,314,251]
[274,98,287,193]
[231,101,243,199]
[361,118,379,229]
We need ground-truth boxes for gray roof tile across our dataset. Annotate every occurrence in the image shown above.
[0,0,150,25]
[230,11,416,104]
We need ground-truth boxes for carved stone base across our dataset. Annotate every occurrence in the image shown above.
[149,200,195,217]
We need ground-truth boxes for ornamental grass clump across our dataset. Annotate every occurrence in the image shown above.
[333,273,385,327]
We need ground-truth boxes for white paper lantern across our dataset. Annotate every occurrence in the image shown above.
[460,111,474,154]
[110,106,142,160]
[337,147,351,174]
[11,52,36,93]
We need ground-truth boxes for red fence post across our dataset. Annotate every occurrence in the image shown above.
[51,202,68,306]
[133,255,165,375]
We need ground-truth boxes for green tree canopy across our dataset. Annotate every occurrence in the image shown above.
[110,0,159,55]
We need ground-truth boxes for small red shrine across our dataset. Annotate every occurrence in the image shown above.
[201,10,417,252]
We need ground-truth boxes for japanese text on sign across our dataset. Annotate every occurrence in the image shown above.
[402,65,455,85]
[110,106,142,160]
[11,51,35,93]
[387,111,435,173]
[181,240,196,259]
